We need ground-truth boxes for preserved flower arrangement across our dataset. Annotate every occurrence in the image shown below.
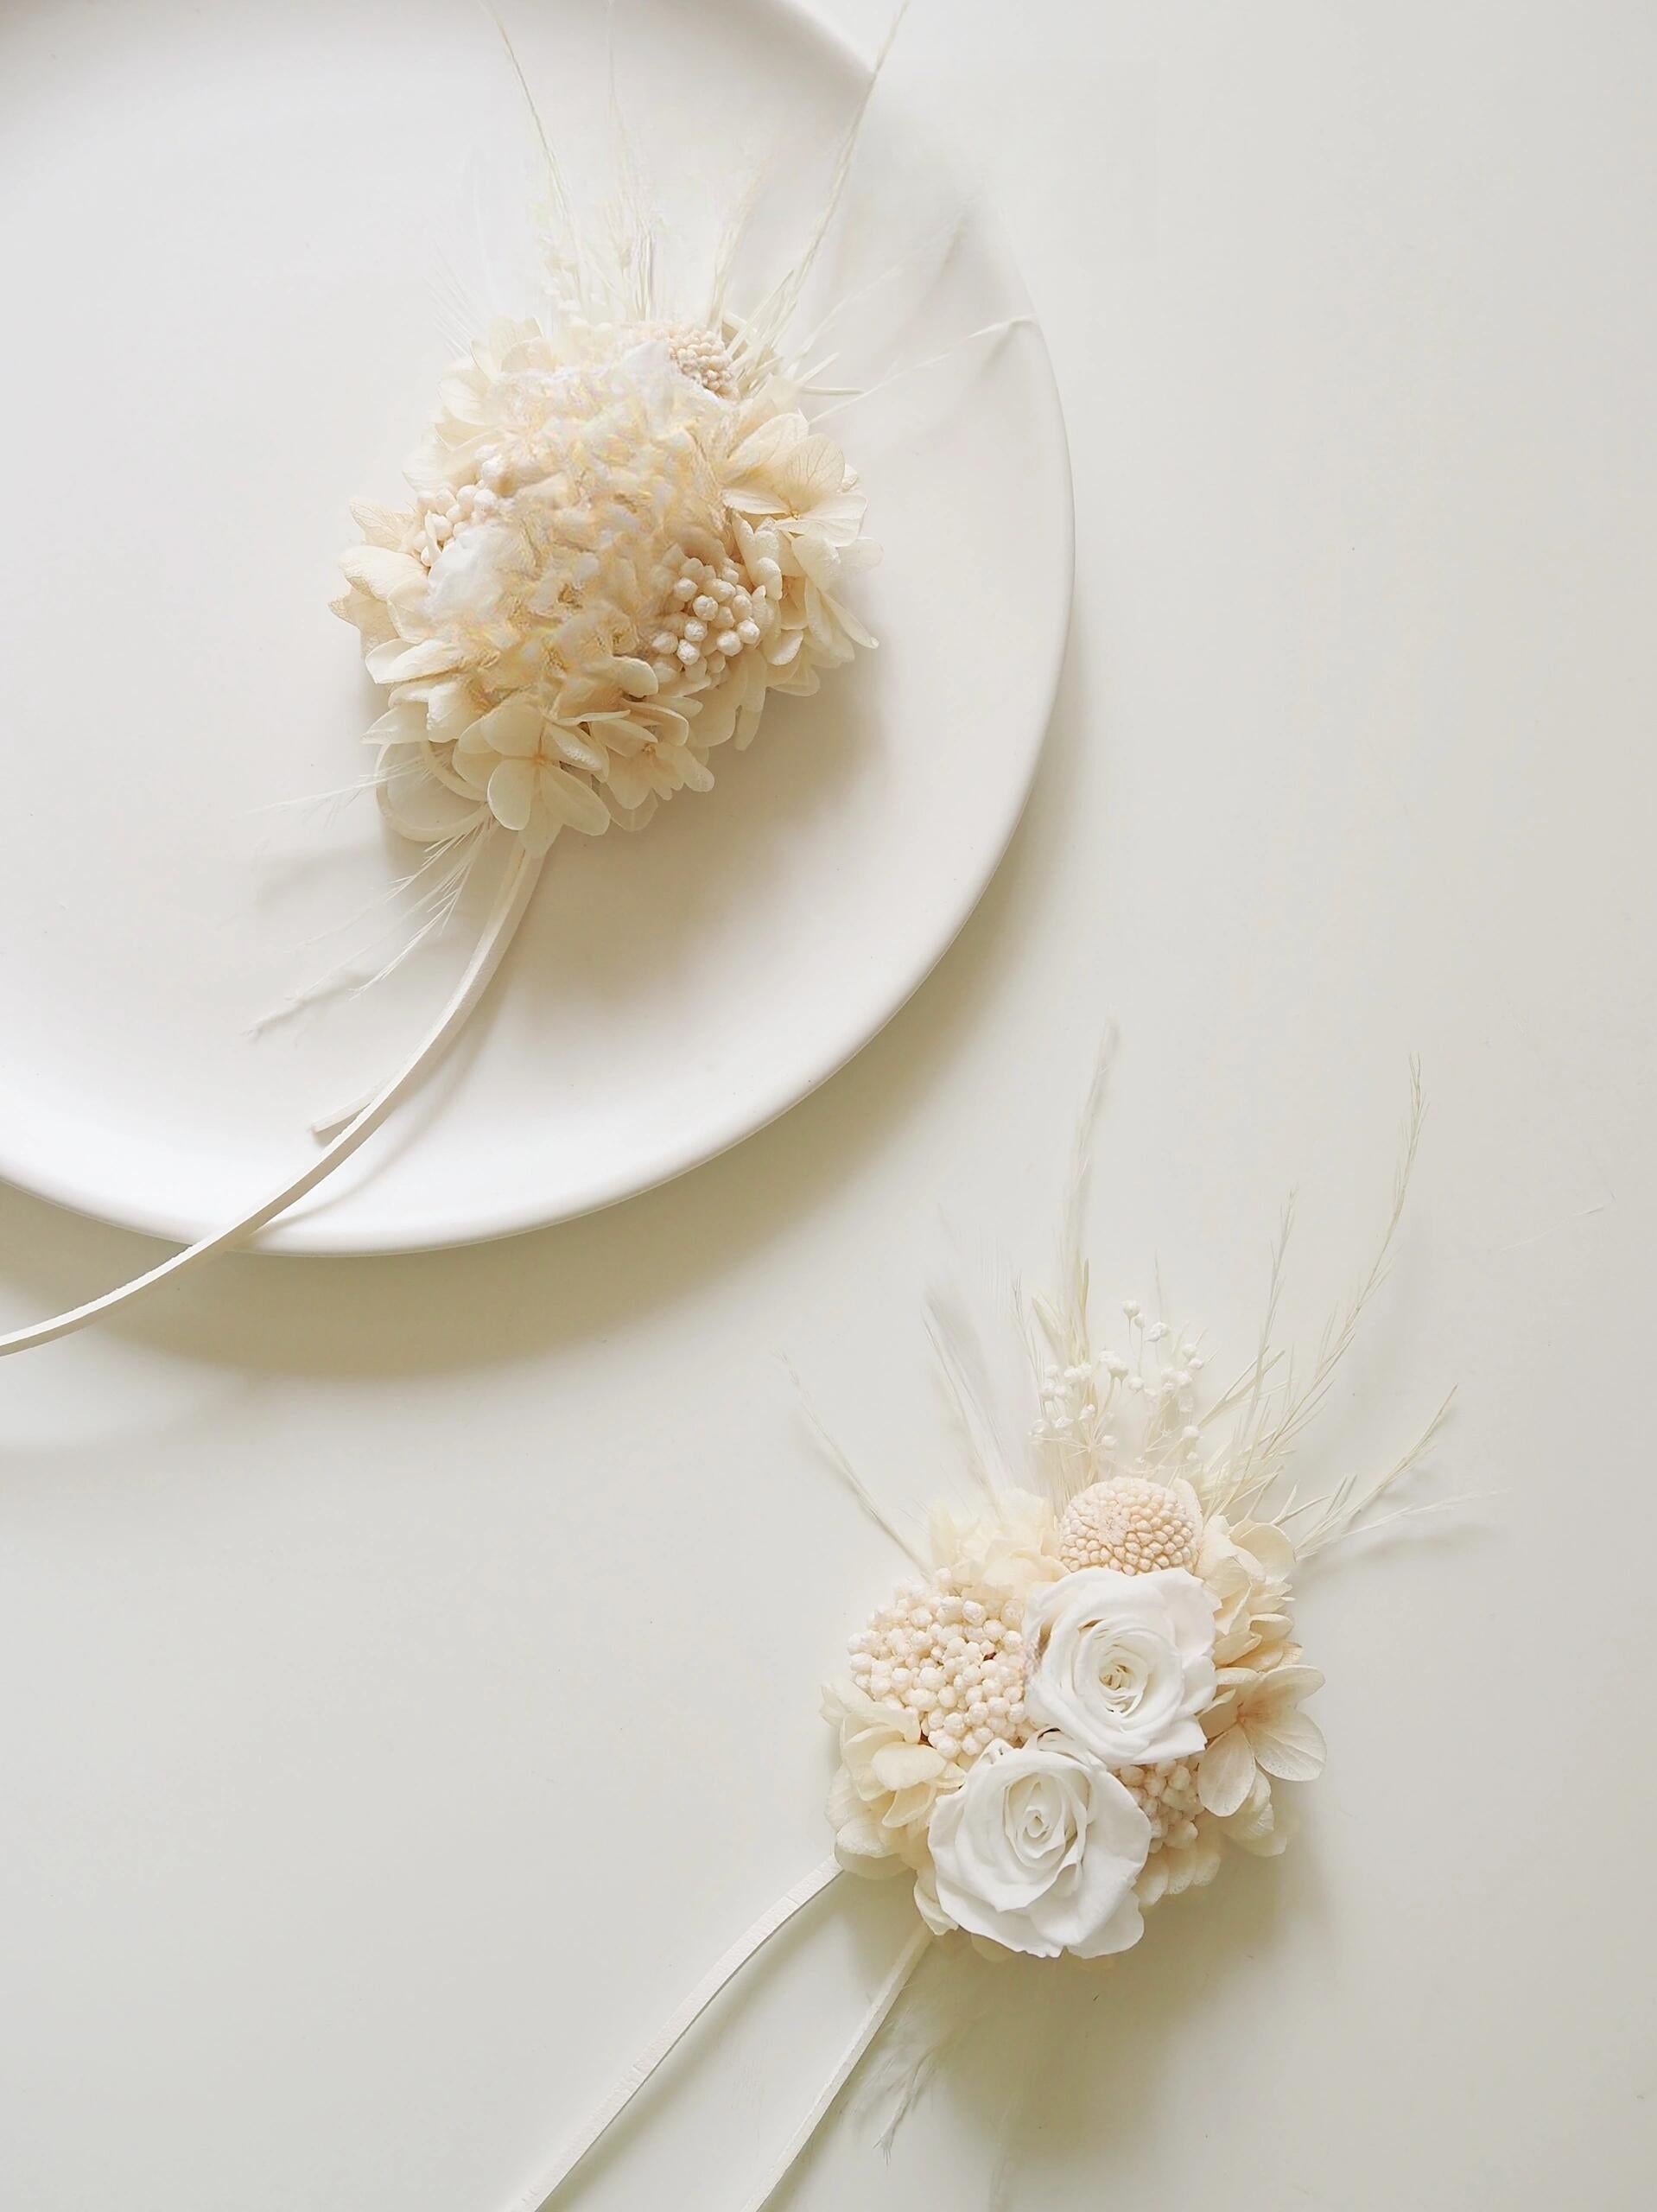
[336,299,873,862]
[824,1066,1448,1960]
[505,1065,1451,2212]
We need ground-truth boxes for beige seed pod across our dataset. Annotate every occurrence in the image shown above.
[1056,1476,1203,1576]
[634,319,740,398]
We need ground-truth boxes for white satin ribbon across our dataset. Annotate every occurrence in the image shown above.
[500,1859,930,2212]
[735,1923,931,2212]
[0,845,543,1357]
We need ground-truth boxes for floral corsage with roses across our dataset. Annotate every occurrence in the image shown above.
[823,1072,1448,1962]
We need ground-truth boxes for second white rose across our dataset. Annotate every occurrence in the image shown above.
[1023,1565,1218,1766]
[920,1737,1152,1959]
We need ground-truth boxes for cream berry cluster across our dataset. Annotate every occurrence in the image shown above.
[847,1568,1029,1765]
[644,545,777,689]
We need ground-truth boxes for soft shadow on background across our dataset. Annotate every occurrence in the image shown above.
[521,1842,1296,2212]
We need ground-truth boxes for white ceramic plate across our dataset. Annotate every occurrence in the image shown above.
[0,0,1069,1255]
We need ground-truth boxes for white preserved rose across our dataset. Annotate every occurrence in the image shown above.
[1023,1567,1217,1766]
[920,1738,1151,1960]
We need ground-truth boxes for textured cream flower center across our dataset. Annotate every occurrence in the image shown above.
[1057,1478,1202,1575]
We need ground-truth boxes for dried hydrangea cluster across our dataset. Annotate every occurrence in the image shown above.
[335,313,876,858]
[823,1079,1445,1961]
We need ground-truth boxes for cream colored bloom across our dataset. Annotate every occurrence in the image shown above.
[1135,1819,1225,1905]
[724,415,877,669]
[822,1680,950,1875]
[921,1738,1151,1959]
[335,319,877,858]
[1197,1662,1326,1818]
[451,696,613,856]
[1197,1512,1298,1667]
[925,1489,1066,1605]
[1218,1770,1293,1857]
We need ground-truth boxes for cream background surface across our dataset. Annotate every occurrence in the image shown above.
[2,3,1654,2209]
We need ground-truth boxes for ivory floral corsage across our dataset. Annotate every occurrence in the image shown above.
[503,1068,1450,2212]
[823,1074,1446,1964]
[338,314,873,860]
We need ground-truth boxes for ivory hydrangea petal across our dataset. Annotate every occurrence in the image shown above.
[424,679,480,741]
[547,722,609,775]
[366,702,427,749]
[364,637,467,685]
[470,696,544,757]
[348,498,406,549]
[340,545,428,601]
[603,753,656,811]
[1197,1661,1324,1811]
[537,766,611,835]
[1247,1704,1327,1783]
[1222,1772,1292,1857]
[822,1681,949,1874]
[485,758,536,835]
[374,741,492,843]
[871,1742,949,1794]
[1195,1723,1257,1818]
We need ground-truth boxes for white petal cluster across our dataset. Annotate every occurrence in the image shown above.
[822,1681,947,1874]
[1191,1513,1323,1834]
[335,315,877,855]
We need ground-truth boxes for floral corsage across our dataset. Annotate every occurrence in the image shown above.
[824,1071,1447,1961]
